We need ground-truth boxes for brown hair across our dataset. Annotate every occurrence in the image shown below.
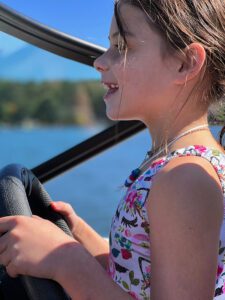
[114,0,225,148]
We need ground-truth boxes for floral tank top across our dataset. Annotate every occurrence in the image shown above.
[107,145,225,299]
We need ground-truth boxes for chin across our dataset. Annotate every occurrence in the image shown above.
[106,111,139,122]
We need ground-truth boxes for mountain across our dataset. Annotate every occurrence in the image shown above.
[0,44,100,82]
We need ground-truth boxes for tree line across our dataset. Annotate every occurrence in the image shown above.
[0,80,224,126]
[0,80,107,126]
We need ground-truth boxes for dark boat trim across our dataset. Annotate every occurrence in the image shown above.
[32,121,146,182]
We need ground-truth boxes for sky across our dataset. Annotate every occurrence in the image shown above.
[0,0,114,55]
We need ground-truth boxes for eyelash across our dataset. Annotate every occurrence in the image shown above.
[113,43,127,53]
[115,44,126,49]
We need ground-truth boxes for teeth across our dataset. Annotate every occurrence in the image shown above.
[110,84,119,89]
[103,83,119,89]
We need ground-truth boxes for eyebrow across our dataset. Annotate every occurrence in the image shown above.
[108,31,135,40]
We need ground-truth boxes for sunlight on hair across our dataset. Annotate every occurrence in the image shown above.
[136,0,156,23]
[116,46,128,121]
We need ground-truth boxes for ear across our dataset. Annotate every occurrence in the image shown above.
[174,43,206,85]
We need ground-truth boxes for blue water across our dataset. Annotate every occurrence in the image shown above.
[0,125,223,236]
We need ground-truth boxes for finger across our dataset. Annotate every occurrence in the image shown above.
[6,261,18,278]
[32,215,43,220]
[0,246,11,268]
[0,231,10,254]
[0,216,17,234]
[50,202,79,233]
[50,201,75,218]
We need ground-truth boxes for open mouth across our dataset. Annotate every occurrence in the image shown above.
[102,82,119,101]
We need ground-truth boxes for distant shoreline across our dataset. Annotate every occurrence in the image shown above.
[0,122,108,130]
[0,121,223,129]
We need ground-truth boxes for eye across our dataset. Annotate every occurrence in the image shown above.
[114,44,126,50]
[114,42,127,53]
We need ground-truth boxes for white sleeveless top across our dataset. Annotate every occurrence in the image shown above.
[108,145,225,299]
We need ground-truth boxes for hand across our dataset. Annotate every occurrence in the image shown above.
[50,201,82,239]
[50,202,110,271]
[0,215,75,279]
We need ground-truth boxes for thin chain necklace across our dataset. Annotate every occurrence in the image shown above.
[124,124,209,188]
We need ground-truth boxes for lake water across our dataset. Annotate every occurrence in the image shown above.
[0,125,223,236]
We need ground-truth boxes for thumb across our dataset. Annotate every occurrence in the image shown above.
[50,201,80,233]
[32,215,43,220]
[50,201,76,218]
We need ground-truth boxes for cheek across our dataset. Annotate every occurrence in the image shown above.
[118,60,161,104]
[109,54,172,120]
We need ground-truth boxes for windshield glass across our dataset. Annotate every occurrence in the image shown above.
[0,1,110,168]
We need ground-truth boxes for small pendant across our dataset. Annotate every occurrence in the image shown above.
[124,149,155,188]
[147,150,154,158]
[124,168,141,188]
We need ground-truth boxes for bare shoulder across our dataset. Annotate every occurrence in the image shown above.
[166,151,223,180]
[148,154,224,230]
[146,155,224,299]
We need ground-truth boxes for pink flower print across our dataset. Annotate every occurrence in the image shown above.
[107,254,116,278]
[132,234,149,242]
[194,145,207,152]
[128,291,139,299]
[145,264,151,274]
[214,166,219,173]
[126,190,138,208]
[217,264,224,278]
[223,281,225,294]
[121,248,132,260]
[151,159,164,168]
[124,229,132,238]
[158,159,165,164]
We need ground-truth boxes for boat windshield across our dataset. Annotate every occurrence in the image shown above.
[0,1,114,167]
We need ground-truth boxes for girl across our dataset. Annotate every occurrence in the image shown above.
[0,0,224,299]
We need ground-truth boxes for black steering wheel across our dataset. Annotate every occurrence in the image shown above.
[0,164,72,300]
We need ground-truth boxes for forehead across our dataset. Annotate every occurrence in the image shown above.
[109,3,155,40]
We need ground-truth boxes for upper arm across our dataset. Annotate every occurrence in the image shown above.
[147,156,224,300]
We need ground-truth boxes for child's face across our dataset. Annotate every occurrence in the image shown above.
[94,4,178,123]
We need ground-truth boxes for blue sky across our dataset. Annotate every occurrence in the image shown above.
[0,0,114,55]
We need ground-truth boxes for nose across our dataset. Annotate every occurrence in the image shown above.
[93,53,109,73]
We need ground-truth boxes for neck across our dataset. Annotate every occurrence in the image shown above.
[145,113,210,152]
[141,122,211,172]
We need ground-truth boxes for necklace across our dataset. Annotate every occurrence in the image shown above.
[124,124,209,188]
